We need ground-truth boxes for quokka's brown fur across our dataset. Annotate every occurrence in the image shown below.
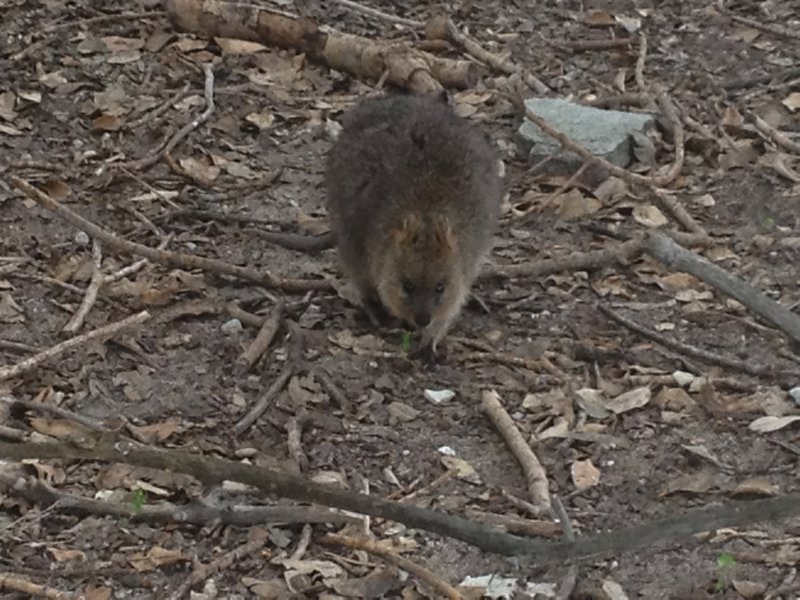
[325,93,503,350]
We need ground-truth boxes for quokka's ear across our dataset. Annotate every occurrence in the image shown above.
[392,213,423,246]
[432,216,457,255]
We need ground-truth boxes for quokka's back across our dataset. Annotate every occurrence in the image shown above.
[325,93,503,349]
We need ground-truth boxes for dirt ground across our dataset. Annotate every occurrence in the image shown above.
[1,0,800,598]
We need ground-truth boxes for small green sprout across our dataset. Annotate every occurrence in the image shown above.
[713,553,736,592]
[131,488,147,511]
[400,331,412,354]
[762,216,775,230]
[716,553,735,569]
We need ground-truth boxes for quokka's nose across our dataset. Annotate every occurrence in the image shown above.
[414,312,431,327]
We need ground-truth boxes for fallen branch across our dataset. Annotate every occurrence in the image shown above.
[319,533,464,600]
[0,311,150,382]
[165,0,476,92]
[10,177,332,294]
[4,440,800,562]
[485,234,647,280]
[645,231,800,347]
[481,390,551,513]
[0,472,358,527]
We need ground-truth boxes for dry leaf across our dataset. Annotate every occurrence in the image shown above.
[278,558,343,579]
[732,580,767,598]
[571,458,601,490]
[214,37,268,54]
[441,456,481,484]
[129,546,187,572]
[80,585,112,600]
[242,577,291,599]
[555,189,601,219]
[594,177,628,203]
[128,420,180,443]
[92,114,124,131]
[329,567,401,598]
[29,417,92,440]
[245,109,275,130]
[179,156,220,182]
[632,204,668,227]
[749,415,800,433]
[48,547,87,562]
[172,38,208,53]
[654,387,696,411]
[660,468,715,495]
[731,478,779,497]
[41,179,72,200]
[781,91,800,112]
[584,10,616,26]
[721,105,744,128]
[101,36,145,52]
[387,402,420,424]
[603,386,651,414]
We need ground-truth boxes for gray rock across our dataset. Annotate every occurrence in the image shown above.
[517,98,655,173]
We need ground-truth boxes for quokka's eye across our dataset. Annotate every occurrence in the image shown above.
[402,281,415,295]
[435,283,445,294]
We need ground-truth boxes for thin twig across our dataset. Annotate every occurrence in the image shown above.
[746,111,800,154]
[62,240,103,334]
[481,390,551,513]
[126,63,216,171]
[10,177,331,293]
[654,90,686,186]
[10,10,166,61]
[432,16,549,94]
[330,0,423,28]
[104,236,173,284]
[168,534,269,600]
[1,397,107,433]
[599,304,799,381]
[290,524,314,561]
[552,495,579,600]
[234,365,294,435]
[634,32,647,91]
[561,37,636,52]
[0,311,150,382]
[728,13,800,41]
[520,106,704,233]
[0,572,73,599]
[236,303,283,373]
[319,533,464,600]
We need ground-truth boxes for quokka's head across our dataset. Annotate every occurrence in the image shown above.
[377,213,464,330]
